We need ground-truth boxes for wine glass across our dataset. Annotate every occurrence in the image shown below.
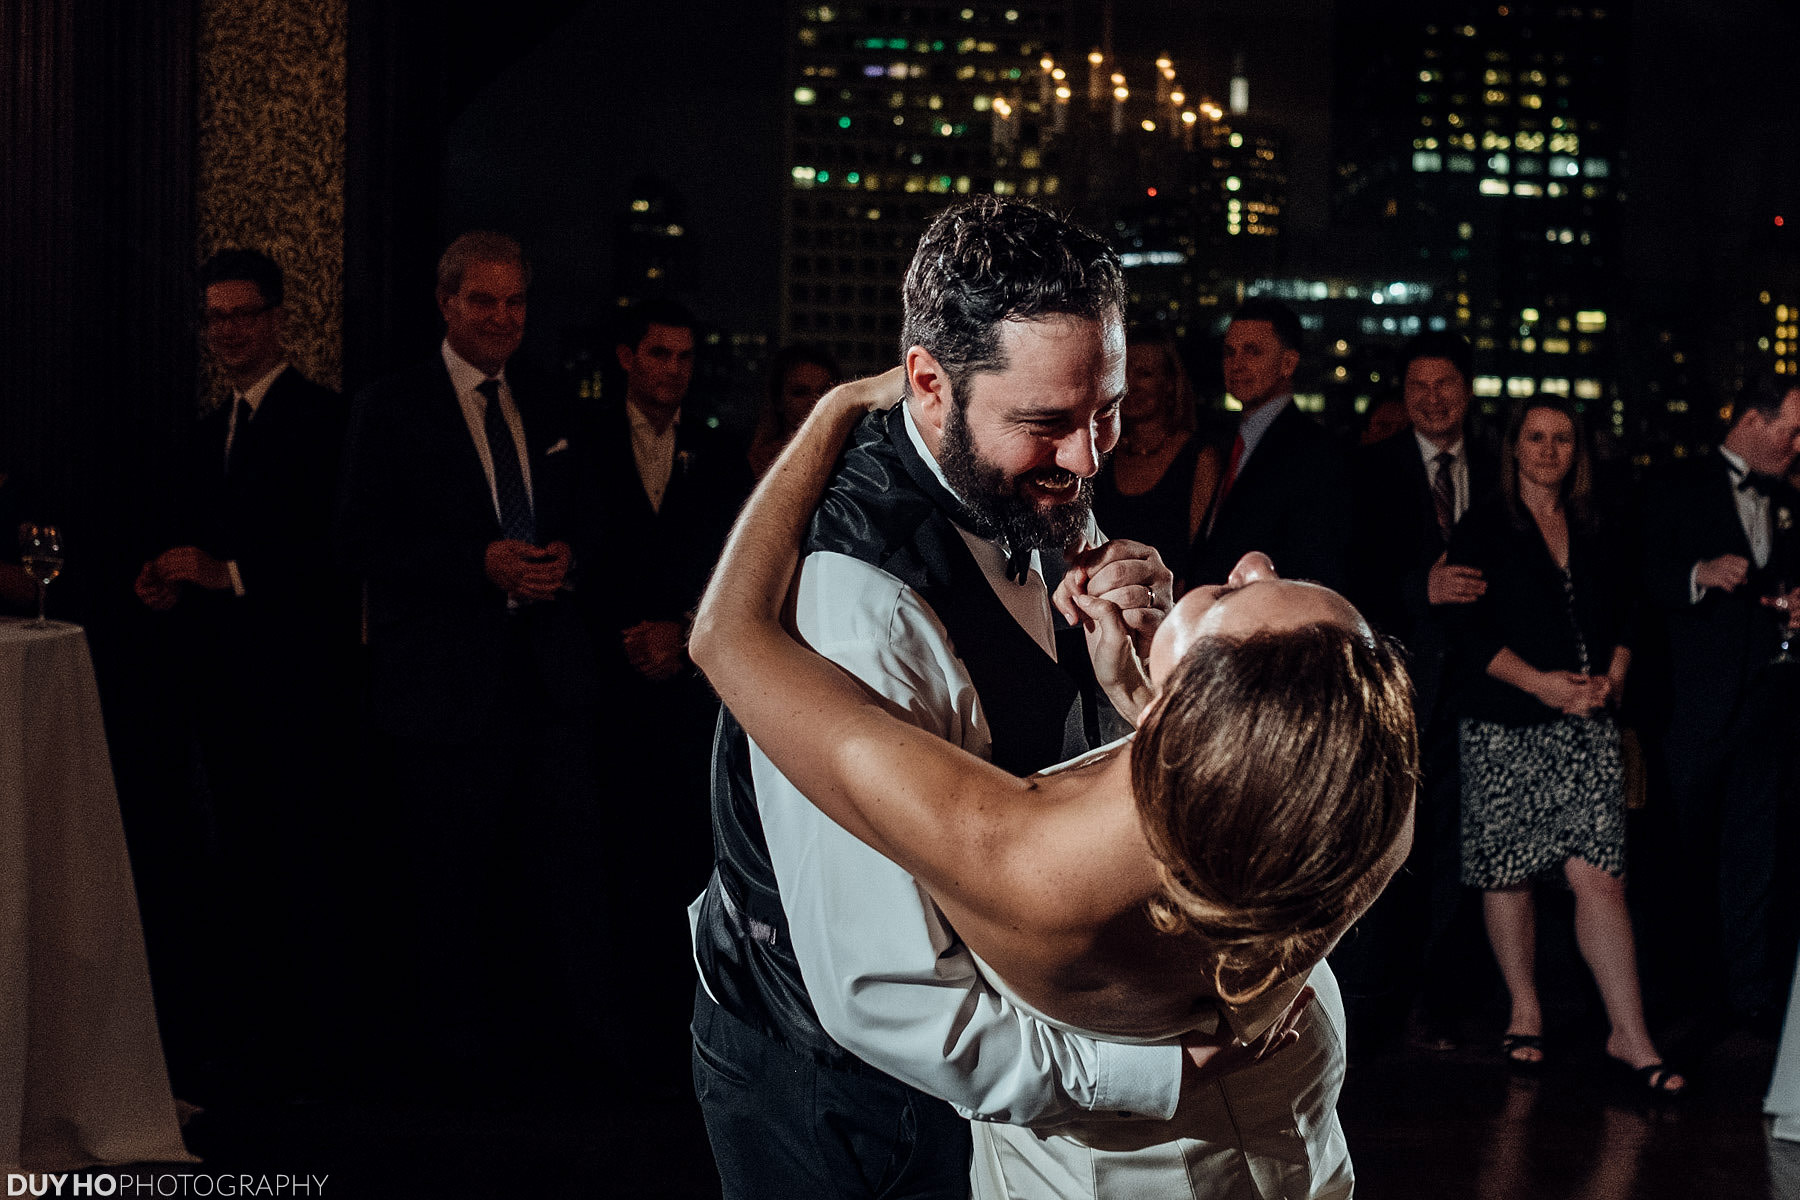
[1771,576,1797,666]
[18,524,63,627]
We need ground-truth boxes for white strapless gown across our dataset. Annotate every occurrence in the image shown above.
[966,959,1354,1200]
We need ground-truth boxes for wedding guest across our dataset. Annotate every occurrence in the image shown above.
[1181,299,1351,593]
[1638,370,1800,1030]
[1447,397,1681,1095]
[747,343,840,477]
[1094,328,1218,578]
[133,248,354,1094]
[338,231,607,1092]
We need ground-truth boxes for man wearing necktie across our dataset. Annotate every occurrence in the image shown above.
[338,231,606,1094]
[1640,370,1800,1030]
[1179,299,1351,595]
[1342,332,1498,1054]
[133,248,354,1095]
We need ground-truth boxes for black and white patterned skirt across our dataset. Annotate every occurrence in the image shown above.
[1458,714,1626,889]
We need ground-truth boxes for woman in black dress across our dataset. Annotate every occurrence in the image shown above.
[1449,397,1681,1095]
[1093,329,1217,583]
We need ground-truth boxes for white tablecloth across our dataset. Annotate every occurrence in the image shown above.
[0,618,193,1169]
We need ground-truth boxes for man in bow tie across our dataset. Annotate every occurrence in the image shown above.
[1641,370,1800,1029]
[338,231,605,1093]
[689,198,1194,1198]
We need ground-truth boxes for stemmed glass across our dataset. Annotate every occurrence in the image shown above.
[18,524,63,627]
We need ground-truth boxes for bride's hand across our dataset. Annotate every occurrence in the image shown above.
[1070,591,1153,724]
[817,365,907,417]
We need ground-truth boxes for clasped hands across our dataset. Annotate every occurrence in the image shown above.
[1533,668,1621,716]
[483,538,571,602]
[1052,539,1177,723]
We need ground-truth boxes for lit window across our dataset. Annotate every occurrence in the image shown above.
[1473,376,1503,397]
[1513,182,1543,196]
[1583,158,1610,177]
[1229,132,1244,148]
[1488,152,1510,173]
[1575,310,1606,332]
[1413,151,1443,172]
[1574,380,1602,399]
[1520,94,1542,109]
[1458,222,1475,239]
[1506,377,1537,398]
[1543,338,1571,354]
[1448,154,1476,172]
[1226,176,1242,192]
[794,87,817,104]
[1540,378,1570,395]
[1479,179,1509,195]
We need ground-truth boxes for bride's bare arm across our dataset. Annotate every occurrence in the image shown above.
[688,370,1057,925]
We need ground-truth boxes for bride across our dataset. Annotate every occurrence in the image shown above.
[689,368,1417,1199]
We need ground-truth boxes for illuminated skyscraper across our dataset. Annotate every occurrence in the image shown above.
[780,2,1075,374]
[1333,1,1628,435]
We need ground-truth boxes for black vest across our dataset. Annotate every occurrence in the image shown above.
[693,405,1109,1071]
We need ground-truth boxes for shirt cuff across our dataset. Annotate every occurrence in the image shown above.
[225,560,245,597]
[1688,563,1704,604]
[1092,1040,1183,1120]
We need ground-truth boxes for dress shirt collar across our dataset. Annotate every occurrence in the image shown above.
[235,361,288,413]
[441,339,506,398]
[901,401,1047,578]
[626,397,681,444]
[1414,430,1464,465]
[1719,445,1752,483]
[1235,393,1290,464]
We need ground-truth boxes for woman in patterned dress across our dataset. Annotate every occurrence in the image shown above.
[1447,397,1682,1094]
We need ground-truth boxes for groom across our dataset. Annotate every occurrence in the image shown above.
[690,198,1184,1194]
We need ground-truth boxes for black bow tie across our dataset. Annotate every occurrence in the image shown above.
[1005,545,1033,585]
[1738,470,1778,497]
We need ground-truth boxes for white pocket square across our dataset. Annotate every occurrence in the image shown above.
[545,438,570,456]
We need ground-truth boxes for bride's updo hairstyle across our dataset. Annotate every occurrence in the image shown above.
[1130,623,1418,1004]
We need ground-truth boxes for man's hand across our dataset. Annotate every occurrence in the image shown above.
[623,619,686,682]
[1053,539,1174,662]
[484,539,567,601]
[1761,584,1800,630]
[1695,553,1750,594]
[1180,986,1314,1089]
[133,561,179,611]
[1427,552,1486,605]
[153,546,232,592]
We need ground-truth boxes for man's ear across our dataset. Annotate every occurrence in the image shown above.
[1278,347,1301,383]
[906,345,954,443]
[615,344,635,375]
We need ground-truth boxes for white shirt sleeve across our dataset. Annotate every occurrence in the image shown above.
[752,551,1182,1127]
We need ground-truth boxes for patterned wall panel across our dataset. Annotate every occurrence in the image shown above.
[196,0,347,395]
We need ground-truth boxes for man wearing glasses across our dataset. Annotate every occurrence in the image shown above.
[135,247,356,1099]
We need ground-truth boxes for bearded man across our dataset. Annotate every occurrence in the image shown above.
[689,198,1184,1195]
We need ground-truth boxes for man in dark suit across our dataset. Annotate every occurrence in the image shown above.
[134,248,354,1093]
[1339,331,1496,1053]
[1181,298,1351,593]
[338,231,606,1090]
[577,298,750,1080]
[1641,371,1800,1026]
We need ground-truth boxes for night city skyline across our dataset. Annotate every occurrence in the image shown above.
[441,0,1800,456]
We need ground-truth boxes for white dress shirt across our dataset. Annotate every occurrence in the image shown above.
[218,361,292,597]
[441,339,534,524]
[691,403,1180,1128]
[1690,446,1770,602]
[627,401,679,513]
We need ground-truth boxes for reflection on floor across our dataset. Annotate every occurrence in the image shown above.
[102,1022,1795,1199]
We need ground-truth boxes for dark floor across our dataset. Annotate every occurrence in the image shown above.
[90,1019,1795,1199]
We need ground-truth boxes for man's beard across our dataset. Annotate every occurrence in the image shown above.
[938,401,1099,554]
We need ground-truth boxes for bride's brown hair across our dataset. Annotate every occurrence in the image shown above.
[1130,624,1418,1004]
